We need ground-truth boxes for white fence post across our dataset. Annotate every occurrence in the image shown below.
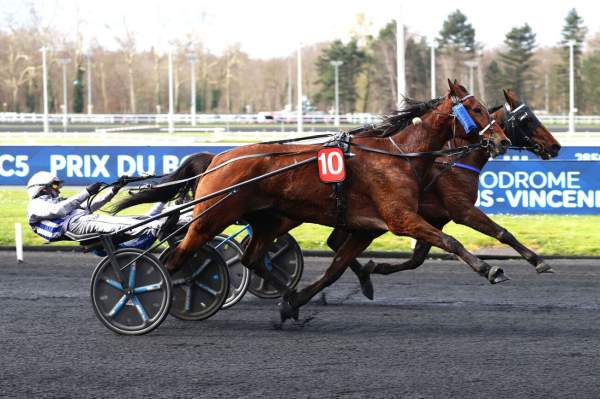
[15,223,24,263]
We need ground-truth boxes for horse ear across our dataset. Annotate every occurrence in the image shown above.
[503,89,518,107]
[447,79,458,96]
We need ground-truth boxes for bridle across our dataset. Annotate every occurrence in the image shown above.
[438,94,501,154]
[502,102,542,153]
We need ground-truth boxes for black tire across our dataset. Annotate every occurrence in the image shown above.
[90,249,172,336]
[160,244,229,321]
[210,235,250,309]
[244,233,304,299]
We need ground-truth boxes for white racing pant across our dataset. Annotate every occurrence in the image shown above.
[67,214,165,238]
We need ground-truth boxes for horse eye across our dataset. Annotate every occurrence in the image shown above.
[473,108,482,114]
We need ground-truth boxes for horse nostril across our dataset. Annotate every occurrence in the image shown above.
[551,144,561,155]
[501,139,511,148]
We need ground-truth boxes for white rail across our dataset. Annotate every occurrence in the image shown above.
[0,112,382,125]
[2,112,600,126]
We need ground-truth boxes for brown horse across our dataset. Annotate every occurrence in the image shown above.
[152,80,510,321]
[327,89,561,288]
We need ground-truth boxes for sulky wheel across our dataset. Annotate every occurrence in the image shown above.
[244,233,304,299]
[210,234,250,309]
[90,249,172,335]
[160,244,229,321]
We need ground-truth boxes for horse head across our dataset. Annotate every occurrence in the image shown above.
[501,89,561,159]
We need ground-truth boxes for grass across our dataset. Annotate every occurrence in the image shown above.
[3,188,599,255]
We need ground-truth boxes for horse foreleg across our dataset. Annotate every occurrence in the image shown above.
[282,231,375,323]
[450,206,552,273]
[385,211,509,284]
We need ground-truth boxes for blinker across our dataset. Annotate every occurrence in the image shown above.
[452,103,477,134]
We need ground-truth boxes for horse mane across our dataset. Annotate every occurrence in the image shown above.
[488,104,503,114]
[351,96,444,138]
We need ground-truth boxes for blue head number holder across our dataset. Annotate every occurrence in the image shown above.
[452,102,477,134]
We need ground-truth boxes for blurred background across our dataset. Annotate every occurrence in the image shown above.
[1,0,599,255]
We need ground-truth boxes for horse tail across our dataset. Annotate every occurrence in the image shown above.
[111,152,215,213]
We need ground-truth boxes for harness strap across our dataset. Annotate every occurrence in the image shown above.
[421,144,484,192]
[453,162,481,174]
[388,136,423,187]
[139,149,319,191]
[347,141,483,159]
[333,182,346,228]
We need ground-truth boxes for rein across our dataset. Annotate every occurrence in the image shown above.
[345,140,484,159]
[85,175,164,212]
[133,148,321,192]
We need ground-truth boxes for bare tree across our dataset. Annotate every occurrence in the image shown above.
[1,40,35,111]
[114,21,137,113]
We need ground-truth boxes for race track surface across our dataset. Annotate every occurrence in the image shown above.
[1,252,600,398]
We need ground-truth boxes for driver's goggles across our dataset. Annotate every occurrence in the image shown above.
[50,181,64,190]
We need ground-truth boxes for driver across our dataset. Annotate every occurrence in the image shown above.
[26,171,165,242]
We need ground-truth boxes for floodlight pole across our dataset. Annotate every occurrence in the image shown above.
[188,54,197,126]
[297,43,303,134]
[168,50,174,134]
[87,54,93,115]
[430,41,436,98]
[395,11,405,108]
[330,60,343,127]
[465,60,478,95]
[41,47,49,134]
[57,58,71,132]
[287,58,292,111]
[568,40,576,133]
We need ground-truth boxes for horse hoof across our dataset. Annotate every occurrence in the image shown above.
[278,301,299,323]
[360,279,374,300]
[536,263,554,274]
[358,264,375,300]
[488,266,510,284]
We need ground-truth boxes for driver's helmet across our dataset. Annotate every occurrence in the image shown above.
[26,171,63,199]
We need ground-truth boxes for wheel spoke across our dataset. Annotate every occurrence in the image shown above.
[226,255,241,267]
[190,258,212,279]
[184,286,193,311]
[195,282,218,296]
[133,281,163,294]
[128,262,137,288]
[263,255,273,272]
[101,278,124,292]
[172,278,187,286]
[130,295,149,322]
[269,242,290,261]
[108,295,128,318]
[270,262,291,278]
[256,276,269,292]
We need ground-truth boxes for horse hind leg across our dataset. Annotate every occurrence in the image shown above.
[327,228,379,300]
[282,231,375,323]
[366,240,432,275]
[364,219,445,276]
[165,203,239,273]
[242,214,301,310]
